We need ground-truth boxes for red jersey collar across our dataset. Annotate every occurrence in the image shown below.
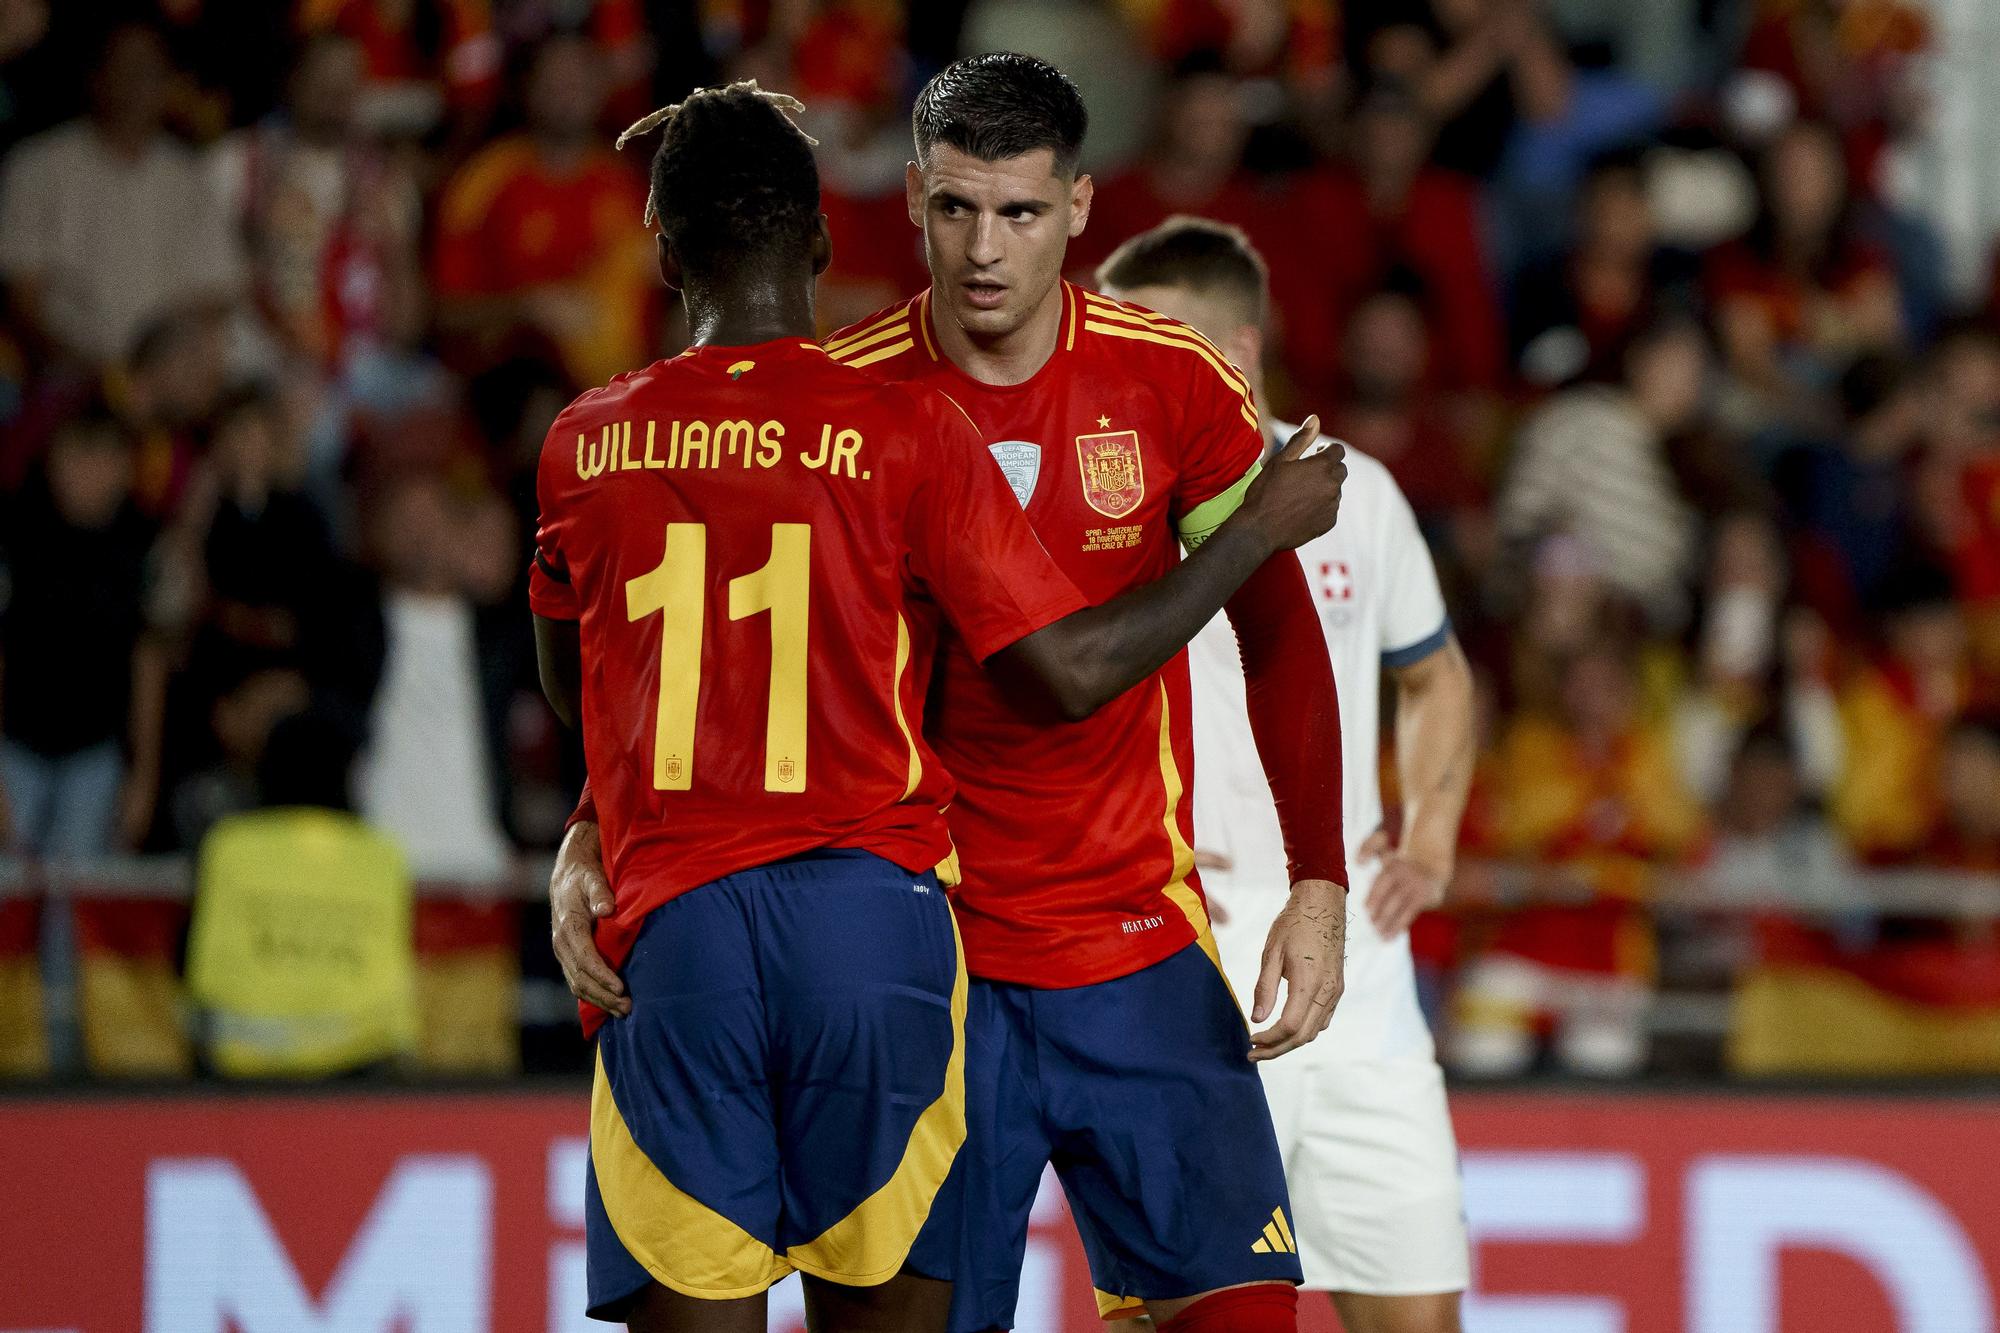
[917,280,1080,394]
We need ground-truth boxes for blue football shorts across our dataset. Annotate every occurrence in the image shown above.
[584,849,967,1319]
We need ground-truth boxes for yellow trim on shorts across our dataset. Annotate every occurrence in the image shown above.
[590,1049,795,1299]
[787,913,970,1284]
[1096,1288,1147,1320]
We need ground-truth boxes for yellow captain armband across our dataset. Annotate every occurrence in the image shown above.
[1176,461,1261,552]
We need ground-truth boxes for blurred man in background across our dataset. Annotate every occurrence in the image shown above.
[0,22,238,370]
[1100,216,1476,1333]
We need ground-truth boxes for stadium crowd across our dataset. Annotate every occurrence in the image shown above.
[0,0,1995,1081]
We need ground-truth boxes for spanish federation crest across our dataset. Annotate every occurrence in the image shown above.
[988,440,1042,508]
[1075,430,1145,518]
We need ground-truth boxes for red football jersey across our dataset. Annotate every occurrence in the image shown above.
[825,283,1267,985]
[530,339,1088,1017]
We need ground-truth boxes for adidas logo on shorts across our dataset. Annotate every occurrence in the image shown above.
[1250,1206,1297,1254]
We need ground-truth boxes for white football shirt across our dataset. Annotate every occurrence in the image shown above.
[1192,434,1450,1063]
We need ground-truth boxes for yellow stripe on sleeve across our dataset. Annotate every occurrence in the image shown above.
[838,338,917,370]
[1083,321,1260,431]
[823,304,914,354]
[824,320,911,360]
[1082,297,1252,393]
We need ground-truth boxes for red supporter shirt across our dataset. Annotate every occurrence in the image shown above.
[531,340,1087,1030]
[432,137,654,384]
[825,282,1303,985]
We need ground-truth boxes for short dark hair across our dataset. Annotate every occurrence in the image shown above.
[1094,216,1268,327]
[620,81,820,277]
[258,708,360,811]
[913,52,1088,178]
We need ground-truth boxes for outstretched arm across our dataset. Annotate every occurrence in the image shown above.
[1225,555,1348,1060]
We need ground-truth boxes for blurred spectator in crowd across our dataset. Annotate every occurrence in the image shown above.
[432,33,653,388]
[207,33,424,374]
[1355,0,1572,181]
[1776,353,1927,624]
[1495,316,1704,630]
[1735,0,1926,202]
[1705,723,1851,903]
[186,704,417,1078]
[1129,0,1340,96]
[1673,512,1844,805]
[0,413,167,854]
[1707,119,1902,432]
[298,0,501,140]
[6,305,230,520]
[1449,636,1707,1077]
[783,2,927,330]
[1916,324,2000,676]
[1921,714,2000,869]
[1322,78,1505,398]
[1073,54,1346,407]
[170,664,310,850]
[356,476,511,881]
[1832,561,1977,861]
[1511,148,1700,389]
[0,0,50,153]
[183,387,339,697]
[0,23,239,371]
[1325,278,1489,582]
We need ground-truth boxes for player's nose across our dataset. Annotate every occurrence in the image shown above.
[968,213,1003,265]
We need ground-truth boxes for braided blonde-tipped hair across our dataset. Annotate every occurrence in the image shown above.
[615,79,819,227]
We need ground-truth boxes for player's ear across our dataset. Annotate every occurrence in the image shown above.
[905,161,924,228]
[1067,172,1093,239]
[656,233,682,293]
[811,213,833,278]
[1230,324,1265,382]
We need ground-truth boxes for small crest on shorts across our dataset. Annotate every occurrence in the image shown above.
[988,440,1042,508]
[1075,430,1145,519]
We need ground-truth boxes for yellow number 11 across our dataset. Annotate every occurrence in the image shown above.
[625,522,811,794]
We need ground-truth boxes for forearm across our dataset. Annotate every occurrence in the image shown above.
[1393,639,1476,875]
[1228,556,1344,886]
[534,614,582,729]
[1003,518,1276,719]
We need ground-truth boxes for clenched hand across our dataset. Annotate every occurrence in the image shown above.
[1249,877,1345,1060]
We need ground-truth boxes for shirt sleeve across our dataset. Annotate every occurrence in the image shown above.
[1374,467,1451,665]
[1168,341,1267,550]
[528,415,582,621]
[905,389,1088,661]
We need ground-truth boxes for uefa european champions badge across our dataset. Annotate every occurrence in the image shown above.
[989,441,1042,508]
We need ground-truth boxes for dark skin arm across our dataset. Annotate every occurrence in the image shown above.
[536,421,1347,728]
[965,419,1343,721]
[536,615,582,730]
